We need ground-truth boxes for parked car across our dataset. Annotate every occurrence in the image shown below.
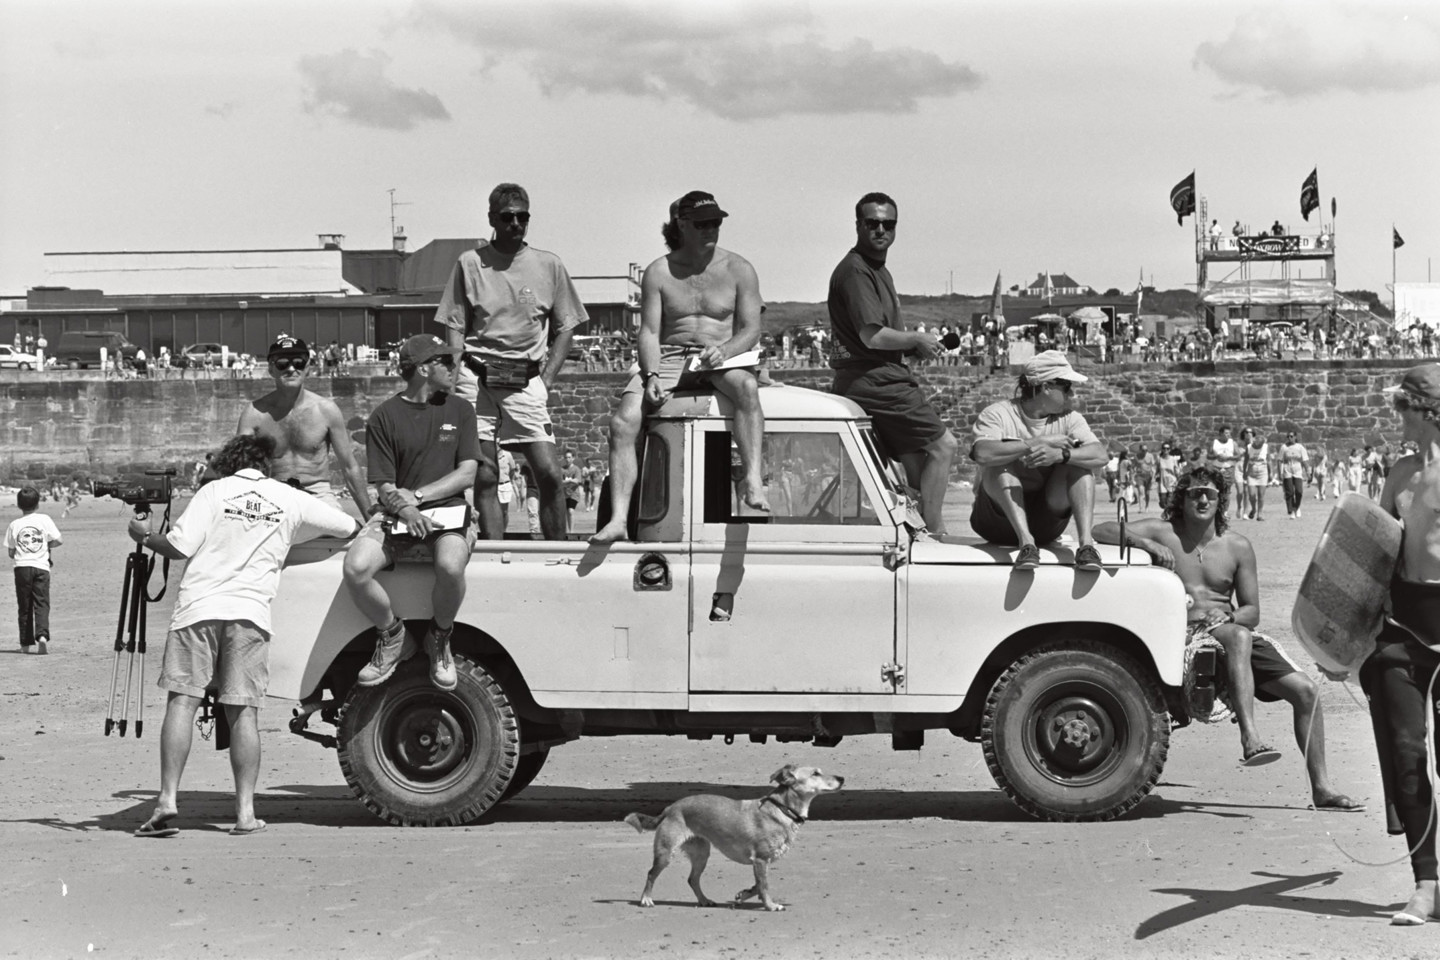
[176,343,238,368]
[53,330,139,370]
[0,345,41,370]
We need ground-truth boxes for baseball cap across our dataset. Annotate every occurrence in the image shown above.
[1384,363,1440,408]
[398,334,460,366]
[1023,349,1088,383]
[674,190,729,221]
[267,335,309,359]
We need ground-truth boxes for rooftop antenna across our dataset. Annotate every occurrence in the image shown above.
[387,188,412,241]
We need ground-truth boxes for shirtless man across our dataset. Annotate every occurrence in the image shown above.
[1362,363,1440,925]
[1095,465,1364,813]
[236,335,372,515]
[592,191,767,544]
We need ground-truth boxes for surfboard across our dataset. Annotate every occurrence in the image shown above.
[1291,492,1402,675]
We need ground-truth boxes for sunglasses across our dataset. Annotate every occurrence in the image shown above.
[1186,487,1220,501]
[861,217,898,231]
[425,354,456,368]
[272,357,308,372]
[495,211,530,225]
[690,219,723,230]
[1393,395,1412,412]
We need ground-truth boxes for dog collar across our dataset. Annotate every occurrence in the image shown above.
[763,796,806,824]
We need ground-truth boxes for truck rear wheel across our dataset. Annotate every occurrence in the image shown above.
[981,640,1168,822]
[337,655,519,826]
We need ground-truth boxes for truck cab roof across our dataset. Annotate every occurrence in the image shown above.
[654,383,867,421]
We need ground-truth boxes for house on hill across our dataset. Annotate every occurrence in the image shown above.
[1014,272,1094,298]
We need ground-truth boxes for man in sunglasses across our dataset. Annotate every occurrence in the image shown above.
[1361,363,1440,924]
[828,192,957,534]
[237,335,372,515]
[969,351,1105,569]
[436,183,588,540]
[1093,468,1363,811]
[343,335,479,691]
[592,190,767,544]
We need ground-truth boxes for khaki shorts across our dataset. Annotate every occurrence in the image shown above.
[622,345,701,397]
[157,619,271,708]
[454,365,554,447]
[354,510,478,565]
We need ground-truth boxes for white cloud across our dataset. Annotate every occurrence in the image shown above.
[408,1,981,120]
[1194,5,1440,97]
[298,48,450,130]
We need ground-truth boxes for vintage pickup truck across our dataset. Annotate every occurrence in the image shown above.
[268,383,1209,827]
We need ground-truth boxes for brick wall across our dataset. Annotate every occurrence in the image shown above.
[0,359,1418,485]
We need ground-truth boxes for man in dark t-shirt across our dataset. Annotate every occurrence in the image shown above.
[827,191,958,534]
[344,335,480,692]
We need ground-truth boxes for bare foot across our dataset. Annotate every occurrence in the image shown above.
[589,520,629,544]
[740,483,770,512]
[1391,880,1438,925]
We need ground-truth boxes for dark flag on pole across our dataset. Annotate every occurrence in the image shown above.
[1169,171,1195,225]
[1300,168,1319,221]
[1331,197,1336,219]
[1394,227,1405,249]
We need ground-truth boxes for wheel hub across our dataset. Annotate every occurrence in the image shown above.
[1032,693,1119,780]
[386,699,470,784]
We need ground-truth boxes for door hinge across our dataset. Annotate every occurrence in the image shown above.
[880,662,905,689]
[883,543,907,570]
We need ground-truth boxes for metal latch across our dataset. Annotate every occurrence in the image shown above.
[883,544,907,570]
[880,662,905,689]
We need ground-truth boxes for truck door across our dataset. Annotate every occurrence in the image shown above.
[688,424,900,694]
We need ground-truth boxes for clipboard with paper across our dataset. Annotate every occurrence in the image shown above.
[673,349,761,392]
[388,504,472,537]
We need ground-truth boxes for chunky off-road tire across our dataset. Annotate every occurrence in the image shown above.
[498,747,550,803]
[981,640,1169,822]
[337,655,519,826]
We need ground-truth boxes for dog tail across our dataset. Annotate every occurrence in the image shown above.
[624,812,661,833]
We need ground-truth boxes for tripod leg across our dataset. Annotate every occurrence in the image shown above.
[106,550,136,736]
[135,565,149,739]
[118,551,144,737]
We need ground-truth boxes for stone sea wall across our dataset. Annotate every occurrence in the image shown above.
[0,359,1417,485]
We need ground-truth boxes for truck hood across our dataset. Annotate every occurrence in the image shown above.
[908,536,1146,567]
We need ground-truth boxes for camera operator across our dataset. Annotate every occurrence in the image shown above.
[130,434,360,838]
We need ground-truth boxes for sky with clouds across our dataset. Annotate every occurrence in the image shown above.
[1,0,1436,304]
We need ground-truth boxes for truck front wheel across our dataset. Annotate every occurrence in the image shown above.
[981,640,1168,822]
[337,655,519,826]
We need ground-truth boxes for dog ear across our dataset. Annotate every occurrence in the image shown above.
[770,764,797,786]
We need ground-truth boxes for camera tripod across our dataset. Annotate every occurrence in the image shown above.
[105,505,171,737]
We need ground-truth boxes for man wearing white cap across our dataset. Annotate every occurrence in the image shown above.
[968,350,1107,569]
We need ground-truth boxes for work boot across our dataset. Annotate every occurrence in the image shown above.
[424,622,458,691]
[356,619,415,687]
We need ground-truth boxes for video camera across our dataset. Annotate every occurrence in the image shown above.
[93,468,176,508]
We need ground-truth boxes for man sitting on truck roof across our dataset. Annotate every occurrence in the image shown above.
[343,335,479,692]
[592,190,768,544]
[1093,466,1363,810]
[968,350,1106,570]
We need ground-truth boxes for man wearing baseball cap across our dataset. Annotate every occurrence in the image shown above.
[593,189,768,544]
[969,349,1107,570]
[343,334,479,691]
[236,336,372,514]
[1363,362,1440,924]
[434,182,588,540]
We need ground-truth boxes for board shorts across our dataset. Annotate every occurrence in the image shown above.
[288,478,340,508]
[1188,622,1299,701]
[831,362,948,459]
[158,619,271,708]
[453,363,554,447]
[354,510,478,565]
[621,345,758,398]
[969,480,1071,547]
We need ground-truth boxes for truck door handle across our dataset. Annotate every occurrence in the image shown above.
[634,553,671,591]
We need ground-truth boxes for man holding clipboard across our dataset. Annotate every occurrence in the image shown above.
[344,335,480,692]
[592,191,769,544]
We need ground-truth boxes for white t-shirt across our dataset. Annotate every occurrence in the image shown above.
[973,399,1099,485]
[1210,438,1237,463]
[164,468,356,634]
[6,513,62,569]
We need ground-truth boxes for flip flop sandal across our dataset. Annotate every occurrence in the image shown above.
[1240,747,1281,766]
[134,815,179,838]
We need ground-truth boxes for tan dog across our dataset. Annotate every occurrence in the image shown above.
[623,764,844,911]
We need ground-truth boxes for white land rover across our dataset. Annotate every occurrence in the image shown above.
[268,384,1213,826]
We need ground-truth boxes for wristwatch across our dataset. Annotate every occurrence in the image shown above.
[642,371,659,381]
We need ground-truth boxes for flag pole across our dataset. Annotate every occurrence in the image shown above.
[1392,224,1397,313]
